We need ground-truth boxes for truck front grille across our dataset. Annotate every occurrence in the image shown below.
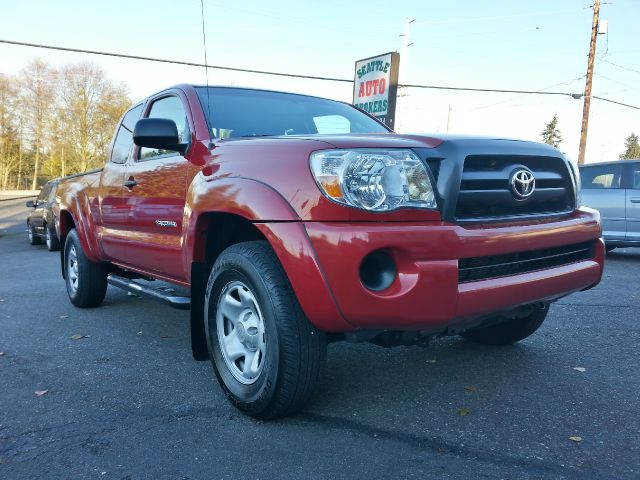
[455,155,575,221]
[458,241,596,283]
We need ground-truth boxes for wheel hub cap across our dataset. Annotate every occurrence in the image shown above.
[67,246,79,294]
[216,281,267,385]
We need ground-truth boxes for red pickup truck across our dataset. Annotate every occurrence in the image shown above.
[55,84,604,419]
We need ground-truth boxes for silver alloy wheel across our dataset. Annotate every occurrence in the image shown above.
[216,280,267,385]
[28,226,33,242]
[67,245,79,295]
[45,228,51,249]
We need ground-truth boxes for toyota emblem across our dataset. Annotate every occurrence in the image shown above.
[510,168,536,199]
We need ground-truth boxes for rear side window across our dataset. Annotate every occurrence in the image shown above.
[110,105,143,165]
[580,164,623,189]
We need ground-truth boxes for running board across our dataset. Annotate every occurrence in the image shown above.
[107,274,191,310]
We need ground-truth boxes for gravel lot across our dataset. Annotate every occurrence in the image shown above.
[1,197,638,479]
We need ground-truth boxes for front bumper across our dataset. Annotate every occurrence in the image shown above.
[304,208,604,332]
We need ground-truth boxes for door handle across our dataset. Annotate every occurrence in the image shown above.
[123,178,137,188]
[631,198,640,204]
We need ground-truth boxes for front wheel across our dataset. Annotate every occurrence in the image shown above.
[27,223,41,245]
[64,229,107,308]
[204,241,326,419]
[461,304,549,345]
[45,226,60,251]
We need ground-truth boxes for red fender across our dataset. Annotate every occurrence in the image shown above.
[184,176,352,332]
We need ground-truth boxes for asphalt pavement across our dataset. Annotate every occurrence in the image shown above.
[1,198,638,479]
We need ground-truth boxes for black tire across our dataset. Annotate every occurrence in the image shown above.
[45,225,60,252]
[27,223,41,245]
[461,304,549,346]
[64,229,107,308]
[204,240,326,420]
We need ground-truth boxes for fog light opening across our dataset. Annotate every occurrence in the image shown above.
[360,251,397,292]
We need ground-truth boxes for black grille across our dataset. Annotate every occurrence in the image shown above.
[455,155,575,221]
[458,241,596,283]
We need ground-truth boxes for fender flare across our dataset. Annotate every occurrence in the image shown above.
[184,176,351,345]
[57,183,104,264]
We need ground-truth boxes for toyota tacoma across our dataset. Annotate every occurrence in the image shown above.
[54,84,604,419]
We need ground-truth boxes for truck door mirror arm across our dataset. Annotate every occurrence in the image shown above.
[133,118,188,155]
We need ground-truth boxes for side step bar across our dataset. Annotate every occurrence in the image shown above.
[107,274,191,310]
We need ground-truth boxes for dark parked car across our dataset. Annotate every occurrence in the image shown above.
[580,160,640,250]
[26,179,61,251]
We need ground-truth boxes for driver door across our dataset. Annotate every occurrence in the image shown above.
[118,93,192,282]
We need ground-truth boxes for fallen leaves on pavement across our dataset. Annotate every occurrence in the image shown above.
[573,367,587,372]
[457,408,471,416]
[569,436,583,443]
[59,315,69,319]
[464,385,478,393]
[71,334,90,340]
[34,389,49,397]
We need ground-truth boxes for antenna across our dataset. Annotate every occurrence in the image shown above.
[200,0,214,146]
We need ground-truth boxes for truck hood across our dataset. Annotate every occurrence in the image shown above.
[217,132,559,154]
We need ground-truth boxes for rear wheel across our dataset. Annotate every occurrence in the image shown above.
[461,304,549,345]
[45,226,60,251]
[64,229,107,308]
[204,241,326,419]
[27,223,41,245]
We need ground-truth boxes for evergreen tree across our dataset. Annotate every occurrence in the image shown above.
[541,114,562,147]
[619,133,640,160]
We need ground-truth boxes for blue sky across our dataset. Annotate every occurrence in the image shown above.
[1,0,639,161]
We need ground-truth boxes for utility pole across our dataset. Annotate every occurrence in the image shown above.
[397,18,415,131]
[446,104,453,132]
[578,0,601,165]
[400,18,415,84]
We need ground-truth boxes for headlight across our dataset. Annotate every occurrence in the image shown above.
[310,149,437,212]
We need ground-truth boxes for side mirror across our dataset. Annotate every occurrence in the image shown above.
[133,118,187,154]
[26,200,35,208]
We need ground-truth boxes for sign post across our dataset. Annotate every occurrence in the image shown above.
[353,52,400,129]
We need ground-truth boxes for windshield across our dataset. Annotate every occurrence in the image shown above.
[196,87,389,139]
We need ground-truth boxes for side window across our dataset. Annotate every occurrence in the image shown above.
[110,105,143,165]
[48,184,57,202]
[580,164,623,189]
[632,164,640,190]
[37,185,50,202]
[139,96,189,160]
[111,126,133,165]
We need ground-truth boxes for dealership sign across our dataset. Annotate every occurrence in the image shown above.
[353,52,400,128]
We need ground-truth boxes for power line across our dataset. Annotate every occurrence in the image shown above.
[1,38,639,110]
[593,95,640,110]
[398,82,575,96]
[602,59,640,75]
[0,39,354,84]
[469,76,586,111]
[0,38,577,95]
